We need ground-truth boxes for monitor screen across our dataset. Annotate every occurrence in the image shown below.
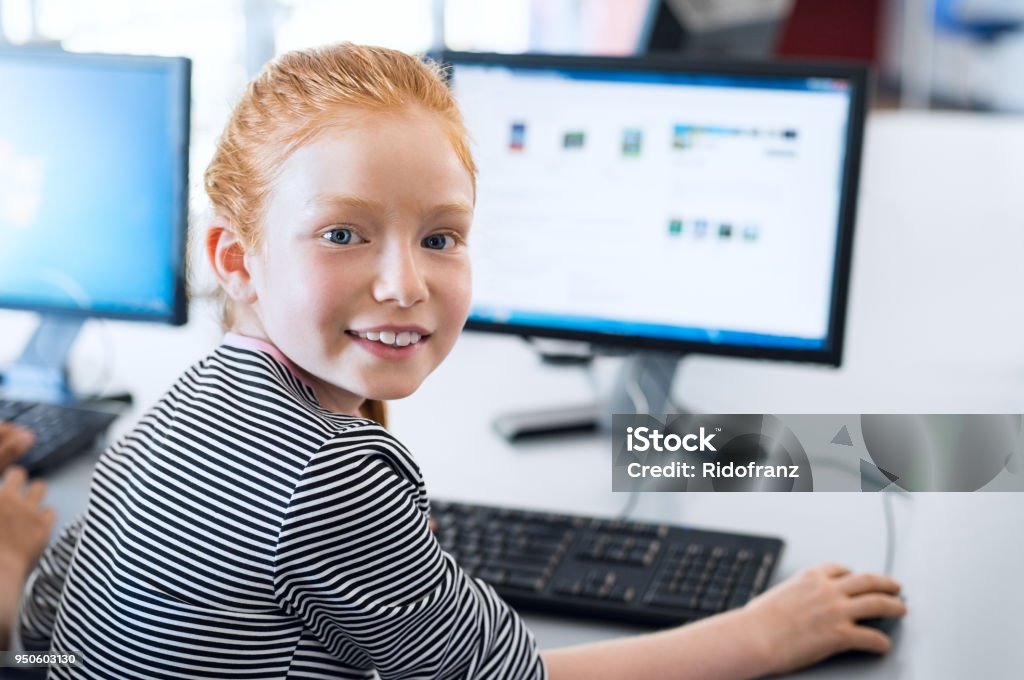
[0,50,190,324]
[443,52,867,365]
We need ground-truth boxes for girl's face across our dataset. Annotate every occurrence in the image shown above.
[240,108,474,414]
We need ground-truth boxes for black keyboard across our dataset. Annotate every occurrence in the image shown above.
[0,399,118,474]
[432,499,784,627]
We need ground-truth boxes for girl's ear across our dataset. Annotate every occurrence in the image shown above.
[206,218,258,305]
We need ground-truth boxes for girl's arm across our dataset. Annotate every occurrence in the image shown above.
[542,562,906,680]
[273,424,546,678]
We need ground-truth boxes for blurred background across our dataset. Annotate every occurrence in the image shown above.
[3,0,1024,227]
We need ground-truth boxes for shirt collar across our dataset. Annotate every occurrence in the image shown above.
[221,332,316,392]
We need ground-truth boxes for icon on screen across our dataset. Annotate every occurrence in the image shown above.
[694,219,708,237]
[672,124,692,149]
[718,223,733,239]
[509,122,527,151]
[621,128,643,156]
[668,218,682,235]
[562,131,585,149]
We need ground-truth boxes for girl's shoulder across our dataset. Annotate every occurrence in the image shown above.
[284,420,429,525]
[146,342,373,458]
[205,341,412,465]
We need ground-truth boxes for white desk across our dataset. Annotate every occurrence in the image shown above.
[4,110,1024,678]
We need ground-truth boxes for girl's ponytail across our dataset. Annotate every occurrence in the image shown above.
[359,399,388,428]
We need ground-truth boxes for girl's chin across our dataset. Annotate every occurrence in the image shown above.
[351,375,425,402]
[364,382,421,401]
[305,373,423,413]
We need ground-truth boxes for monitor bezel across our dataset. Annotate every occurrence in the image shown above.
[441,50,869,367]
[0,48,191,327]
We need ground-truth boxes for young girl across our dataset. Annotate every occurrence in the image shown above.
[20,44,905,679]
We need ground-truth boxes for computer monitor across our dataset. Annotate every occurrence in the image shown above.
[0,49,190,401]
[441,51,868,434]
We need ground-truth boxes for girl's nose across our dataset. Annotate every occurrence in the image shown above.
[372,242,428,308]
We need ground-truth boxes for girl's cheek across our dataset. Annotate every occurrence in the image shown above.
[444,263,473,310]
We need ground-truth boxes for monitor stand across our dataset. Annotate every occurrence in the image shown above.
[493,350,683,441]
[1,315,85,403]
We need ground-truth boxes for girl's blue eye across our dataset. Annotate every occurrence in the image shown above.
[422,233,454,250]
[323,228,358,245]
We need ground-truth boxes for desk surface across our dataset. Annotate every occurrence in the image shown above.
[6,110,1024,678]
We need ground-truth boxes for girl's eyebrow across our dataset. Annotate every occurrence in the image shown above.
[426,202,474,218]
[305,193,472,218]
[305,194,383,213]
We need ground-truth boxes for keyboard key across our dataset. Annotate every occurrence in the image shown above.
[753,566,769,591]
[608,585,636,603]
[678,584,699,600]
[647,593,699,611]
[478,568,506,585]
[699,595,726,612]
[554,578,582,596]
[506,573,544,592]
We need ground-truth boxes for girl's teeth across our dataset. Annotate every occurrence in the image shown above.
[355,330,423,346]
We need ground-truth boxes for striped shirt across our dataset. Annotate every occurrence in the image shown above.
[19,338,546,679]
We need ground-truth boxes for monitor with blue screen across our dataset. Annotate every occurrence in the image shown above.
[441,52,867,433]
[0,49,190,401]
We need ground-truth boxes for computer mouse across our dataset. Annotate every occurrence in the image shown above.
[858,592,906,634]
[856,613,902,636]
[819,600,905,667]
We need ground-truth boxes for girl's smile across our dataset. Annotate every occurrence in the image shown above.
[345,325,432,359]
[346,325,431,346]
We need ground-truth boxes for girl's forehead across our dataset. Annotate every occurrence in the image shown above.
[275,118,473,199]
[259,121,474,232]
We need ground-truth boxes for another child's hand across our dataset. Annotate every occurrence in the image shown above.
[0,423,34,470]
[0,466,55,582]
[742,562,906,675]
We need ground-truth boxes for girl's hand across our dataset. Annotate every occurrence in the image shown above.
[0,466,55,582]
[0,423,34,470]
[742,562,906,675]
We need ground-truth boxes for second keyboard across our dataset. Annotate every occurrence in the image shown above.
[0,398,118,474]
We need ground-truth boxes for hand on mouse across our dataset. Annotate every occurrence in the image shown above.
[741,562,906,675]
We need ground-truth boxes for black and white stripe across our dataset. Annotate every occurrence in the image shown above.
[20,344,546,679]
